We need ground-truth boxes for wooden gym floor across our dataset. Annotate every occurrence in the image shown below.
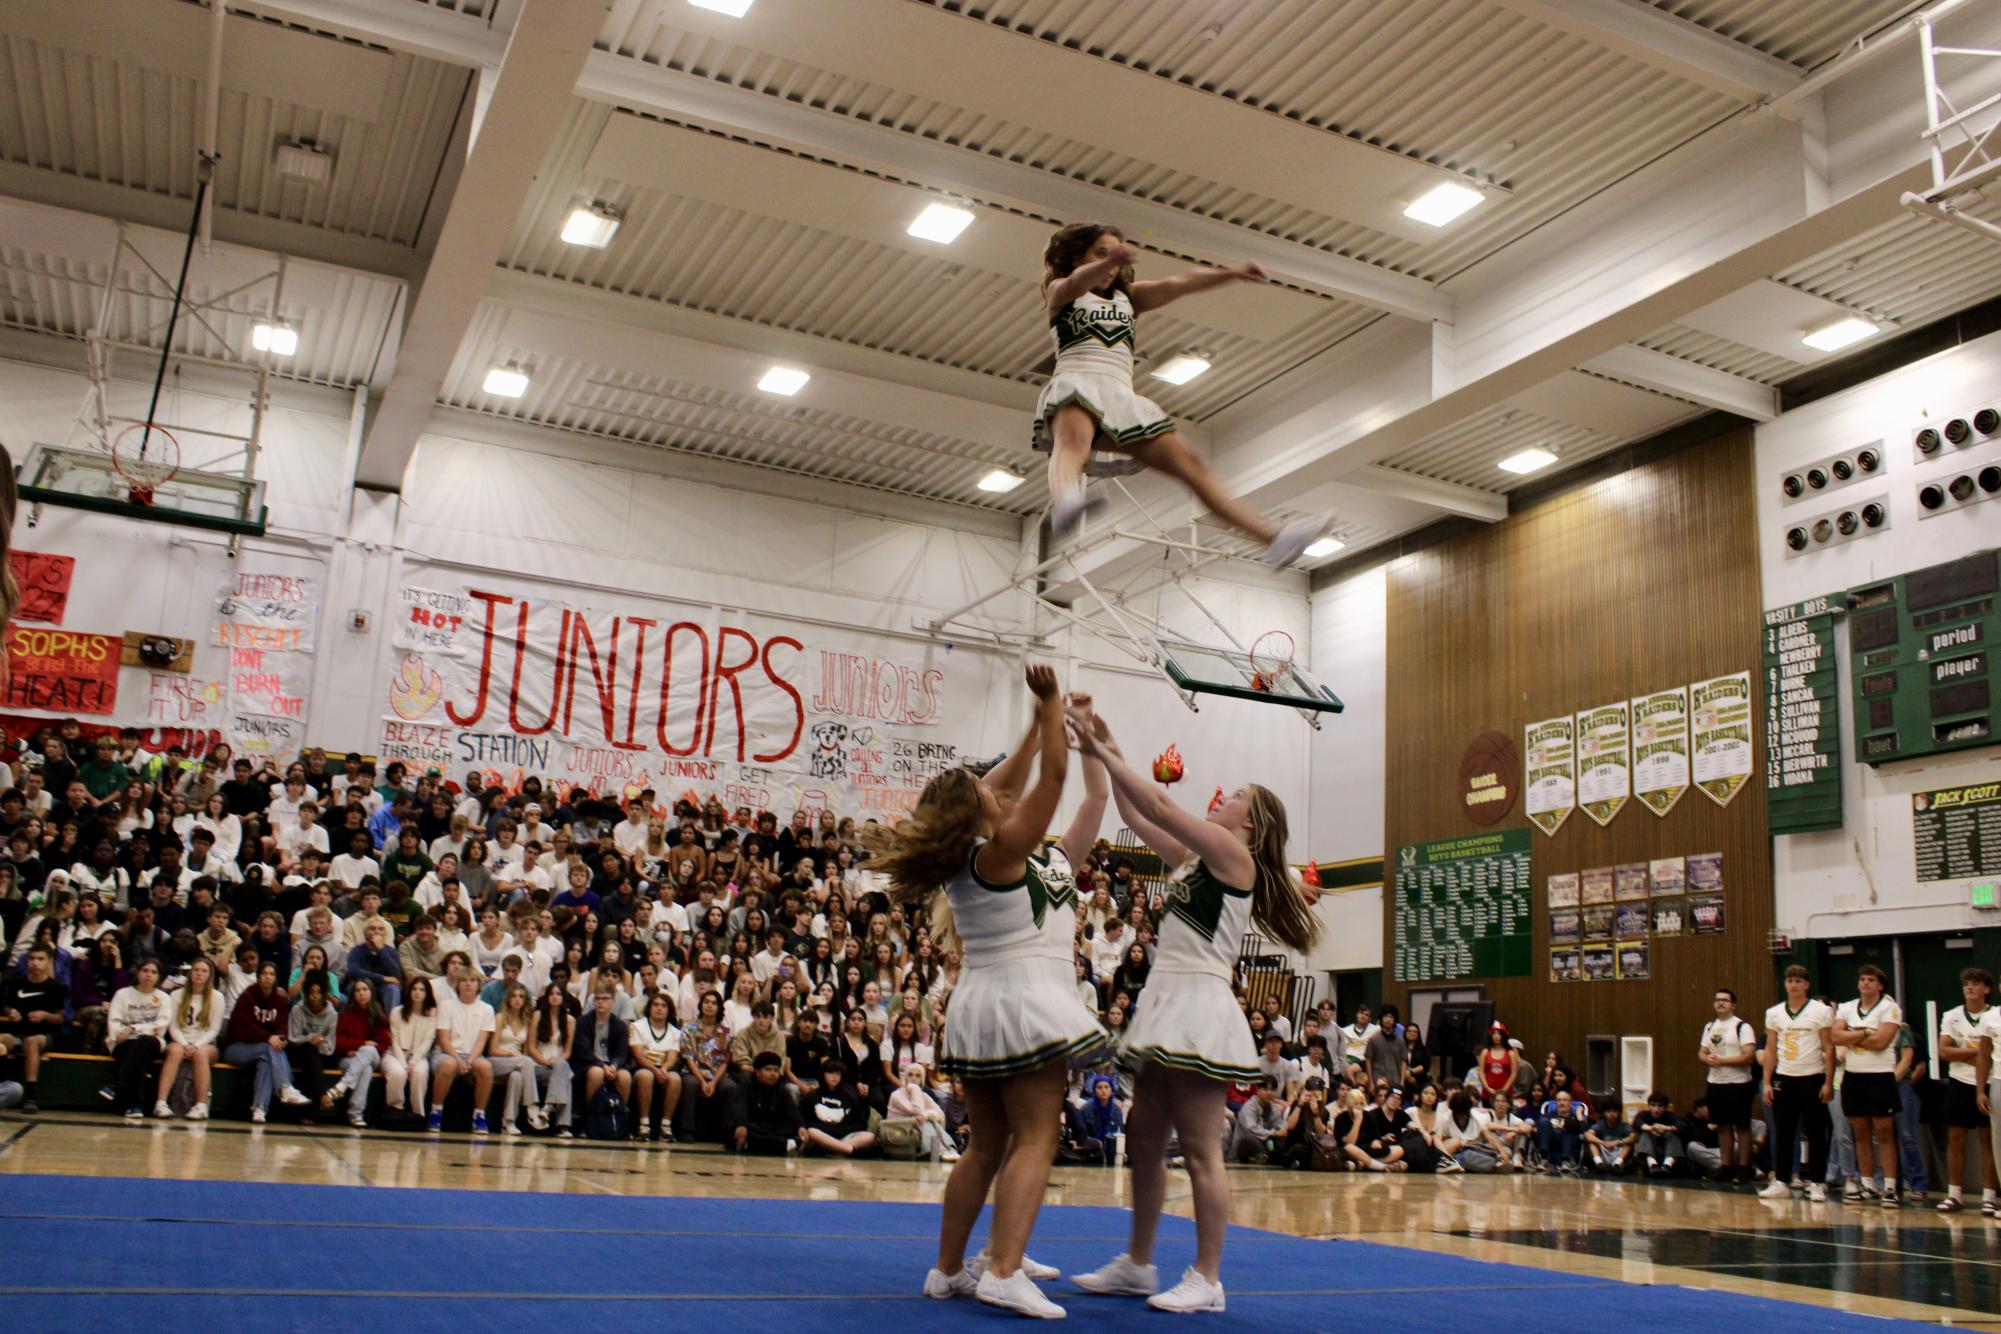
[0,1112,1994,1326]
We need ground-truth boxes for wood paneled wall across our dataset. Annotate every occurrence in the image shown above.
[1382,425,1772,1102]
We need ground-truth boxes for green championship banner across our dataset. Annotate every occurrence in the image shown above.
[1631,687,1690,817]
[1392,827,1533,982]
[1576,701,1631,826]
[1523,715,1575,836]
[1691,671,1754,807]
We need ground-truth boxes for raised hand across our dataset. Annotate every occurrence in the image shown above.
[1106,242,1140,269]
[1235,261,1269,283]
[1024,663,1059,700]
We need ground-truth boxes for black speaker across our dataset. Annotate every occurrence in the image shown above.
[137,635,180,667]
[1426,1001,1495,1080]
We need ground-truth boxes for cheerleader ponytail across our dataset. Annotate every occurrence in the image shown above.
[1245,785,1319,954]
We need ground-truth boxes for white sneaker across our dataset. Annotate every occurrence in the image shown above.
[940,1145,961,1162]
[1758,1180,1793,1199]
[277,1086,310,1106]
[250,1107,267,1124]
[923,1267,977,1300]
[186,1102,209,1121]
[1071,1253,1158,1296]
[1259,516,1324,569]
[527,1104,550,1132]
[1807,1183,1828,1203]
[973,1249,1059,1282]
[1147,1267,1226,1314]
[1049,486,1105,541]
[152,1101,173,1119]
[977,1269,1066,1319]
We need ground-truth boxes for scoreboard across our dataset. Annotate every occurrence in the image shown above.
[1847,549,1998,765]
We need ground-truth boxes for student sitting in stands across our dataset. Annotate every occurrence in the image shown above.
[1633,1092,1686,1175]
[732,1050,801,1154]
[801,1059,875,1157]
[1583,1101,1637,1174]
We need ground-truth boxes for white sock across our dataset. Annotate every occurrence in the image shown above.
[1951,1185,1964,1200]
[1985,1188,1996,1203]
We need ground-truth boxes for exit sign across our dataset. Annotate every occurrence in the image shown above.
[1974,883,1999,909]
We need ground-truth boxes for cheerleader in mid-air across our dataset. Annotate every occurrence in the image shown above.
[1066,707,1321,1314]
[1036,221,1326,565]
[869,665,1107,1319]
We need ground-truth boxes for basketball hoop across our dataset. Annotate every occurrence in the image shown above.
[1248,630,1294,693]
[110,422,181,507]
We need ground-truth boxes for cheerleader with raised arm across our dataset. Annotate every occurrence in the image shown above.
[1067,707,1320,1314]
[868,665,1105,1320]
[1036,221,1324,565]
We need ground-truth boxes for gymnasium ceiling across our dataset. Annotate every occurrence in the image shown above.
[2,0,2000,567]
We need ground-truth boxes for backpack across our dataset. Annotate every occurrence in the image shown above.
[584,1083,629,1141]
[877,1117,923,1159]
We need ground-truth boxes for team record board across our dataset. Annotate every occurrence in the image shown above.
[1393,827,1533,982]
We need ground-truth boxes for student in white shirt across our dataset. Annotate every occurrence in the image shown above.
[1938,966,2000,1213]
[1833,964,1905,1204]
[266,776,310,829]
[613,801,651,859]
[1760,963,1835,1201]
[429,971,497,1134]
[1339,1005,1378,1072]
[1698,987,1758,1185]
[276,804,330,871]
[330,831,381,890]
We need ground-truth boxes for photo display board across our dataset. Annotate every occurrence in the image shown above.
[1914,782,2001,884]
[1763,595,1842,834]
[1392,827,1533,982]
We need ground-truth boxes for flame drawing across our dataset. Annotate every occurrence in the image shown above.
[1151,744,1184,785]
[389,654,444,721]
[1302,860,1322,888]
[1206,785,1225,814]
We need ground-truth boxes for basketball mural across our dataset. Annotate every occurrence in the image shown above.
[1458,730,1519,825]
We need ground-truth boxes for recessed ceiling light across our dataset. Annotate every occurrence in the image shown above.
[758,366,811,396]
[1497,446,1558,475]
[1403,181,1485,227]
[1151,354,1211,385]
[908,202,975,245]
[252,323,298,356]
[1801,316,1878,352]
[1303,537,1345,559]
[977,468,1025,493]
[482,365,531,398]
[561,204,621,248]
[688,0,754,14]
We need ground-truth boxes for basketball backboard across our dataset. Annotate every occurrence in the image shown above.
[17,443,266,536]
[1155,637,1344,714]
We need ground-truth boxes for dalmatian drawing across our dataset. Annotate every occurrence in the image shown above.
[809,721,850,779]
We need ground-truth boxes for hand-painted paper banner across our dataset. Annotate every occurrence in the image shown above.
[3,627,119,714]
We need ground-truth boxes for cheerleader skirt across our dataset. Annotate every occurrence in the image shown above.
[1118,972,1259,1083]
[939,953,1107,1080]
[1032,371,1171,476]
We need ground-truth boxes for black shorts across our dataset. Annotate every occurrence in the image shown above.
[1706,1080,1754,1126]
[1947,1079,1990,1130]
[0,1022,59,1043]
[1841,1071,1898,1119]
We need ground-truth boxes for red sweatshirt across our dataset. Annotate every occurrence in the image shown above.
[334,1007,391,1057]
[226,985,290,1047]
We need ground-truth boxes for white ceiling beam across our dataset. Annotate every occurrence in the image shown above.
[231,0,1452,323]
[235,0,508,69]
[355,0,608,492]
[1347,466,1509,522]
[1583,344,1781,421]
[578,53,1453,325]
[1488,0,1807,104]
[485,270,1028,422]
[0,163,425,287]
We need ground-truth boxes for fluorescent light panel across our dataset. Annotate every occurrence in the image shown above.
[1303,537,1345,559]
[1151,354,1211,385]
[482,366,530,398]
[977,469,1025,493]
[907,202,974,244]
[1403,181,1485,227]
[251,323,297,356]
[1497,447,1557,475]
[561,205,621,248]
[758,366,811,396]
[1802,317,1878,352]
[688,0,754,14]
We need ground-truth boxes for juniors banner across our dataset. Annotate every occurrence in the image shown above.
[377,578,992,817]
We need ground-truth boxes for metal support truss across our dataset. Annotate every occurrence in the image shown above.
[918,503,1327,728]
[1902,0,2001,242]
[63,222,288,549]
